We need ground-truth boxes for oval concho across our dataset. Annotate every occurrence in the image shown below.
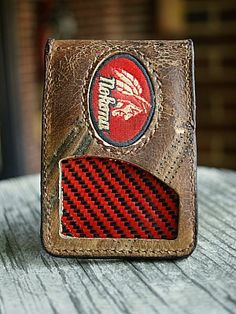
[88,53,155,147]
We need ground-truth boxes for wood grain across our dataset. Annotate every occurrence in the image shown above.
[0,167,236,314]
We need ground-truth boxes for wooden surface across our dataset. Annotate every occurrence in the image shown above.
[0,167,236,314]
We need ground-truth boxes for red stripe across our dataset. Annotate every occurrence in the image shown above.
[63,168,116,238]
[60,157,179,239]
[63,198,94,237]
[61,215,81,236]
[75,159,134,238]
[79,159,140,238]
[138,170,179,218]
[89,158,149,238]
[137,178,178,230]
[122,164,178,231]
[63,184,107,237]
[68,161,128,238]
[94,158,161,238]
[106,160,171,238]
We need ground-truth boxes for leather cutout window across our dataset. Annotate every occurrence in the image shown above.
[60,156,179,239]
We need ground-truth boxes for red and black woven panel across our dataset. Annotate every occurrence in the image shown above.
[60,156,179,239]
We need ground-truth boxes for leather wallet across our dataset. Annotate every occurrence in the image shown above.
[41,39,197,258]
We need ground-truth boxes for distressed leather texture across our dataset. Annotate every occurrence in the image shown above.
[41,39,197,258]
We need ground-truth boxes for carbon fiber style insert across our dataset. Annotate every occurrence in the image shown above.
[60,156,179,239]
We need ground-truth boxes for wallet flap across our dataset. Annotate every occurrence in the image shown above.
[41,39,197,257]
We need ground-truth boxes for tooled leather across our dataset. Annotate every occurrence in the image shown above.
[41,39,197,257]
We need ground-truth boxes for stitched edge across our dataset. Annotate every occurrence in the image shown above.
[42,40,54,251]
[46,47,161,226]
[50,46,161,158]
[154,42,193,184]
[85,47,163,156]
[43,40,196,256]
[46,245,194,255]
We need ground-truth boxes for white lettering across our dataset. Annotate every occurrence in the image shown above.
[98,77,116,131]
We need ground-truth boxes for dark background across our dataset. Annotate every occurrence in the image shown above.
[1,0,236,179]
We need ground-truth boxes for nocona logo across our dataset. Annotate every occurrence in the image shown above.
[88,53,155,147]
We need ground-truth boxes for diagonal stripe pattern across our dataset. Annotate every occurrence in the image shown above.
[61,157,179,239]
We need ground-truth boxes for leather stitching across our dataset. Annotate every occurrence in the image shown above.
[85,47,162,156]
[43,40,196,255]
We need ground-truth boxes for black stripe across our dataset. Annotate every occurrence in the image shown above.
[62,188,101,237]
[63,162,124,237]
[61,210,85,237]
[94,159,159,238]
[133,167,179,222]
[87,158,144,238]
[75,160,129,238]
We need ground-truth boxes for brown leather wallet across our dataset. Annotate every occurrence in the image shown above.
[41,39,197,258]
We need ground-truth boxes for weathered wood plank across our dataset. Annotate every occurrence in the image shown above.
[0,167,236,314]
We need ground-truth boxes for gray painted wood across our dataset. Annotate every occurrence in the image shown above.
[0,167,236,314]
